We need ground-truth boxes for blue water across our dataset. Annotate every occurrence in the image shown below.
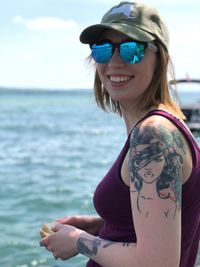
[0,89,199,267]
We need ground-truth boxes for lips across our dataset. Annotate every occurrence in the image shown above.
[108,75,133,83]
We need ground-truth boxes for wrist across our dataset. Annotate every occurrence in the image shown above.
[76,232,101,257]
[75,229,85,252]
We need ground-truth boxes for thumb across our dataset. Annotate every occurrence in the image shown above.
[52,223,64,232]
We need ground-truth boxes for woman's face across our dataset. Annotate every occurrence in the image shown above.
[96,30,157,109]
[137,155,165,184]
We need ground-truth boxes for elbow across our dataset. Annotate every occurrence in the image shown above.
[132,256,180,267]
[133,246,180,267]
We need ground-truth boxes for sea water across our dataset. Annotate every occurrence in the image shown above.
[0,89,199,267]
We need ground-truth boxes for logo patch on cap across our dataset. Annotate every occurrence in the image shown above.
[110,3,135,18]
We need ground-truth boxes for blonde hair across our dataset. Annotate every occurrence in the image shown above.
[93,42,185,120]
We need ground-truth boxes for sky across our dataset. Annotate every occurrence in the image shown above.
[0,0,199,89]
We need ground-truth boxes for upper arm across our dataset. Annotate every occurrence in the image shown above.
[128,117,185,266]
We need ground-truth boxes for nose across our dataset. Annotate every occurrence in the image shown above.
[108,48,125,67]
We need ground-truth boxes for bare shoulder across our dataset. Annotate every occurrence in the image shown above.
[130,114,191,161]
[130,115,192,183]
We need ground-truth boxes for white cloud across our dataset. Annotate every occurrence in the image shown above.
[26,17,77,31]
[17,52,38,64]
[12,15,24,23]
[12,16,78,31]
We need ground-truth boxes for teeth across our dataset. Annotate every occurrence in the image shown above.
[109,76,132,83]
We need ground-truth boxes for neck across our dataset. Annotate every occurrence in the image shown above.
[121,108,146,136]
[121,105,158,135]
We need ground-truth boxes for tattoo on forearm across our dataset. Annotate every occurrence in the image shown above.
[129,124,184,219]
[77,237,101,256]
[123,242,130,247]
[102,240,116,248]
[77,237,130,256]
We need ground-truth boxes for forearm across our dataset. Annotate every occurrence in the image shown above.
[77,232,137,267]
[76,232,179,267]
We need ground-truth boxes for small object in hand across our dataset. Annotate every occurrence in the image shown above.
[40,223,54,238]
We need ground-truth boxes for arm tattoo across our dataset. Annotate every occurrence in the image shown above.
[102,240,116,248]
[129,124,184,219]
[123,242,130,247]
[77,237,101,256]
[77,237,129,256]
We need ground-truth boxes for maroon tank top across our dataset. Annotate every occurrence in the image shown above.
[86,110,200,267]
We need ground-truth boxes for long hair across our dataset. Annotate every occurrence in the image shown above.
[131,144,182,202]
[93,42,185,120]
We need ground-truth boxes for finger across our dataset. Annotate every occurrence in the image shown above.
[56,216,67,223]
[57,216,77,225]
[39,237,48,247]
[53,252,59,260]
[46,244,53,252]
[52,223,64,232]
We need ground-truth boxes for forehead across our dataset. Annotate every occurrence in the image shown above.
[100,29,131,42]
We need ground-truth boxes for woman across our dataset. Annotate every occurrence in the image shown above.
[40,2,200,267]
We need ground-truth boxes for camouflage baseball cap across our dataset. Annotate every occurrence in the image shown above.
[80,1,169,51]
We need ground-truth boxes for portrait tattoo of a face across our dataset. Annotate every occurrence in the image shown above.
[129,125,184,219]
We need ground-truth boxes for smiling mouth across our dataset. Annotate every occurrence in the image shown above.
[108,75,133,83]
[144,172,154,178]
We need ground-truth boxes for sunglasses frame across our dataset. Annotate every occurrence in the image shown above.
[90,40,158,64]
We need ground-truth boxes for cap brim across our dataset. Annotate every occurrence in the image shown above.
[80,23,156,44]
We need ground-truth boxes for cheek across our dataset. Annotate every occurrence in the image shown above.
[138,170,144,178]
[141,52,157,78]
[97,64,106,80]
[147,54,157,77]
[154,162,165,176]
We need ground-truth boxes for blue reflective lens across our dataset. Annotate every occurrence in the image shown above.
[120,42,145,64]
[91,43,113,64]
[90,41,146,64]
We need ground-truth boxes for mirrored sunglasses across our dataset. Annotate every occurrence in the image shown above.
[90,40,157,64]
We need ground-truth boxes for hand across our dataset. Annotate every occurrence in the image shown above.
[40,224,83,260]
[56,215,104,236]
